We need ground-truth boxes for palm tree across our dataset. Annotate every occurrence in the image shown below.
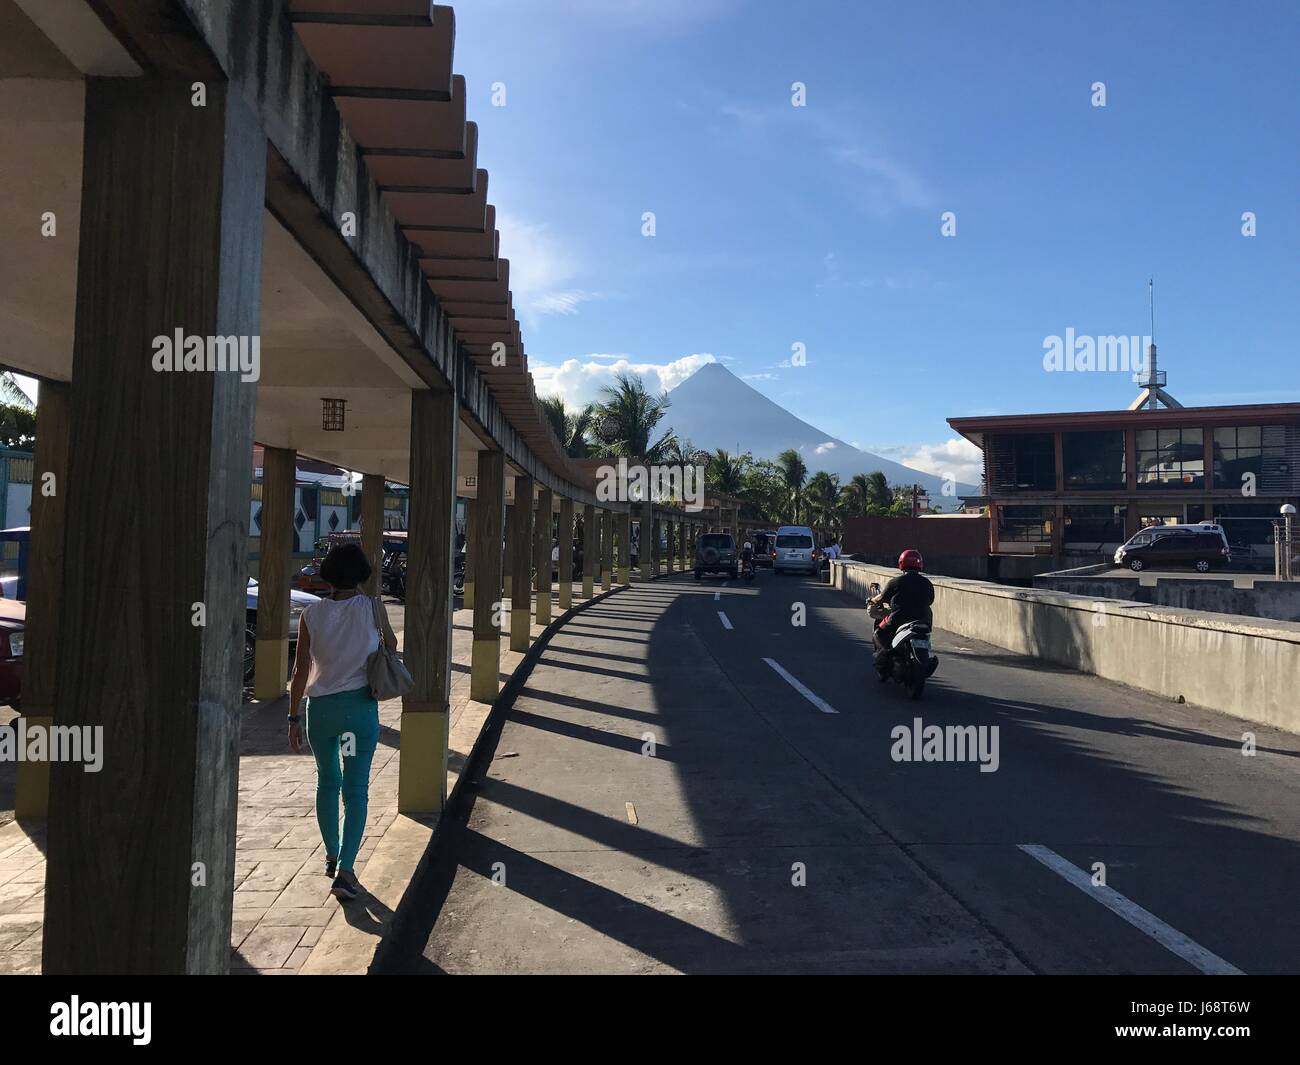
[775,448,807,524]
[864,470,892,512]
[842,473,872,518]
[804,471,841,540]
[706,448,747,496]
[540,395,595,457]
[592,371,675,463]
[1,372,33,410]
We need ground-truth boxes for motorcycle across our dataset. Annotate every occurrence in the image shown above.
[742,556,756,581]
[867,581,934,700]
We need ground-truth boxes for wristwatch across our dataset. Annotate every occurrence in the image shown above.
[287,714,301,723]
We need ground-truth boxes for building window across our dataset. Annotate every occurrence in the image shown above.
[1213,502,1290,548]
[1064,504,1126,545]
[1136,427,1204,489]
[999,505,1053,542]
[1010,434,1055,490]
[1212,426,1285,491]
[1063,431,1126,489]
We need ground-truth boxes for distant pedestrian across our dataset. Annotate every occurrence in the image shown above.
[288,541,397,902]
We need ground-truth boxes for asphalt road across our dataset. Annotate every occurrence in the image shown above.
[386,570,1300,975]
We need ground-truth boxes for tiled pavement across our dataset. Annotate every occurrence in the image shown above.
[0,582,604,975]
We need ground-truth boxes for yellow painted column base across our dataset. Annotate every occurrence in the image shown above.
[470,636,501,702]
[558,582,572,610]
[537,593,552,625]
[665,559,674,574]
[582,575,594,598]
[14,712,52,818]
[463,579,474,611]
[397,705,448,815]
[601,569,612,591]
[618,566,630,585]
[253,637,290,701]
[510,607,531,651]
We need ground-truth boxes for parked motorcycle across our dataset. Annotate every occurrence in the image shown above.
[867,581,934,699]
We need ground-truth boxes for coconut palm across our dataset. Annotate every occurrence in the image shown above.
[803,471,842,539]
[591,371,675,463]
[540,394,595,458]
[775,448,807,524]
[705,448,747,496]
[1,372,33,410]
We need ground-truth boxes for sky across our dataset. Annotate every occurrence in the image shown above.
[450,0,1298,484]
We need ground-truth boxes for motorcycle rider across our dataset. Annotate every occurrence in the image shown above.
[869,549,938,676]
[740,540,755,576]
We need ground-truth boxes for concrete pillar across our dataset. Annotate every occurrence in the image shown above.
[535,487,553,625]
[618,510,632,584]
[462,498,475,610]
[557,496,574,610]
[639,499,654,580]
[653,515,662,575]
[359,472,385,598]
[399,390,459,814]
[45,78,265,974]
[665,517,675,574]
[510,475,535,651]
[600,509,613,590]
[14,381,70,818]
[679,519,688,568]
[470,450,505,702]
[253,445,294,701]
[582,503,597,598]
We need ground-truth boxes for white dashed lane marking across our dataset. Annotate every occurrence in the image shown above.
[762,657,838,714]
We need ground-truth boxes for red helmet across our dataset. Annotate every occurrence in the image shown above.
[898,549,924,571]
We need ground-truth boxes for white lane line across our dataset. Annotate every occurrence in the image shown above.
[717,611,733,630]
[714,591,720,601]
[762,657,838,714]
[1017,844,1243,975]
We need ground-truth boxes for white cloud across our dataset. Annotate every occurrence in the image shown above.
[495,211,600,326]
[870,437,983,486]
[742,372,777,381]
[814,441,837,456]
[532,352,719,406]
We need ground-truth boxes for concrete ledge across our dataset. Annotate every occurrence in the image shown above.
[832,559,1300,734]
[303,583,630,975]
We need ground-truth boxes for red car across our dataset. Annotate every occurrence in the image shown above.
[0,598,24,708]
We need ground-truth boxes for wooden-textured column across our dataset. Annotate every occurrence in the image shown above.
[253,445,295,701]
[534,487,553,625]
[470,450,505,702]
[45,79,265,974]
[639,500,654,580]
[664,516,676,574]
[653,515,663,575]
[510,475,535,651]
[502,502,513,601]
[618,509,632,584]
[557,496,574,610]
[461,498,475,610]
[582,503,597,598]
[400,389,459,814]
[359,471,385,598]
[14,381,70,818]
[600,509,613,590]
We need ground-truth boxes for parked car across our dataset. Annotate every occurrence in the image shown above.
[297,530,407,594]
[1114,523,1231,572]
[694,532,738,580]
[772,526,819,575]
[245,579,320,684]
[752,531,775,567]
[0,598,24,709]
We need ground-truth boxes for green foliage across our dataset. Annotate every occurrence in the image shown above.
[592,371,676,462]
[0,402,35,449]
[541,395,595,457]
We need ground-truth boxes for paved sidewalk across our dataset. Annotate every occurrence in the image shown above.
[0,581,607,974]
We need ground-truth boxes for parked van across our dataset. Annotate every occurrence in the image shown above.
[772,525,819,575]
[1114,523,1231,572]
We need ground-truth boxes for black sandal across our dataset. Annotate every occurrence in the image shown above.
[324,855,337,878]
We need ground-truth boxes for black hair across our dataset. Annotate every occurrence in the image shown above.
[319,541,372,590]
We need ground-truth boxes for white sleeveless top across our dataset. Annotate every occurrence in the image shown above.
[303,595,380,697]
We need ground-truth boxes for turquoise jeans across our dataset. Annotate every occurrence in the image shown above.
[305,685,380,872]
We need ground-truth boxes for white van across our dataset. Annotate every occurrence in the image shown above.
[773,525,819,575]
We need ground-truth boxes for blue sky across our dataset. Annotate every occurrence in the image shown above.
[453,0,1298,483]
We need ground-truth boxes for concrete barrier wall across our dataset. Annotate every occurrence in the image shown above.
[833,559,1300,733]
[1035,574,1300,623]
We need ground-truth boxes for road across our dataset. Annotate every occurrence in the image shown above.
[384,570,1300,975]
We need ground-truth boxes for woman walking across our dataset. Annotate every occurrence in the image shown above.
[288,541,397,901]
